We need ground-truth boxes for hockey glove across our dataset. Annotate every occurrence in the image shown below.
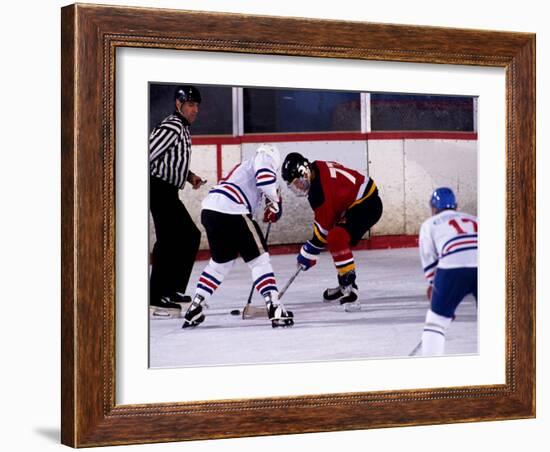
[263,196,282,223]
[297,242,319,271]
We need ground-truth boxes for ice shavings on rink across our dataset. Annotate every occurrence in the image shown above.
[149,247,477,368]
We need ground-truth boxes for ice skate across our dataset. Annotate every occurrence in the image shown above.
[266,298,294,328]
[339,284,360,312]
[267,302,294,328]
[149,297,182,319]
[181,295,206,329]
[323,283,360,311]
[169,292,192,304]
[170,291,208,310]
[337,270,361,312]
[322,285,343,302]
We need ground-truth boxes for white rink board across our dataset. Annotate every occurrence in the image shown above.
[156,138,477,247]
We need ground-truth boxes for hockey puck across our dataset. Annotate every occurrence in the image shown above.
[230,309,241,316]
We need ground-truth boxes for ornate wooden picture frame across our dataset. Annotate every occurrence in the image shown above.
[61,3,535,447]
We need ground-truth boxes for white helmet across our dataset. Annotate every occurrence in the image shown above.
[256,143,281,170]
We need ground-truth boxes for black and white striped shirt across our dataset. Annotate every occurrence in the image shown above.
[149,112,192,189]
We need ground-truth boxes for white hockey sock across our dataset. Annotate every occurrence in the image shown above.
[194,259,235,303]
[247,253,279,302]
[421,309,453,356]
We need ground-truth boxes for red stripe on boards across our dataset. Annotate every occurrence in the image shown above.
[194,235,419,261]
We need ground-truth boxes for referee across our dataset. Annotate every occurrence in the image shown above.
[149,85,205,318]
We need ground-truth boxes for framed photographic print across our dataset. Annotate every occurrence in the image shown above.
[145,81,479,369]
[61,3,535,447]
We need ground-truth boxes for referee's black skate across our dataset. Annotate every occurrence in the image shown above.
[182,295,206,329]
[169,292,192,304]
[149,297,182,319]
[267,302,294,328]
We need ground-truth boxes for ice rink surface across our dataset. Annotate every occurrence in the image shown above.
[149,247,478,368]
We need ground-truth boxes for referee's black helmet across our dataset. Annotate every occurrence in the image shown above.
[174,85,202,104]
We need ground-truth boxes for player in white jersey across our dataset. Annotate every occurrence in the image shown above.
[418,187,478,356]
[181,144,294,329]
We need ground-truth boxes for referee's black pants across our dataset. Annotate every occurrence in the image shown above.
[149,177,201,304]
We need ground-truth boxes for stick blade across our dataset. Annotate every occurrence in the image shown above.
[242,304,267,319]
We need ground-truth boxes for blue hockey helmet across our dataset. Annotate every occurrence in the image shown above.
[430,187,457,211]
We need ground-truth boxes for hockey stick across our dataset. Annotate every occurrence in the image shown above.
[239,266,302,319]
[278,266,302,300]
[408,340,422,357]
[239,223,272,319]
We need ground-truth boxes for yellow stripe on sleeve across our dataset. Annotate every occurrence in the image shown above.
[313,224,328,244]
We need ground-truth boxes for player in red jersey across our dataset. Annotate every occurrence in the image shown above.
[281,153,383,311]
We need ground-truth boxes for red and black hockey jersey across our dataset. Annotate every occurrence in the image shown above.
[307,160,376,247]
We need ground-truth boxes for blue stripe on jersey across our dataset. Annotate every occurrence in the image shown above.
[255,168,277,186]
[441,246,478,258]
[256,179,276,187]
[442,234,477,252]
[255,168,277,178]
[220,182,252,212]
[210,189,241,205]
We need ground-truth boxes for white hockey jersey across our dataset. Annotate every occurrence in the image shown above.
[419,209,478,284]
[201,152,279,216]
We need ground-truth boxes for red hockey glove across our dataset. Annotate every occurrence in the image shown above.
[263,197,282,223]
